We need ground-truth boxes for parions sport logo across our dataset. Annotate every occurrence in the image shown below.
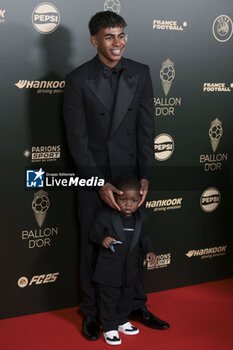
[32,3,60,34]
[23,145,61,162]
[154,59,182,117]
[144,253,171,270]
[212,15,233,42]
[200,187,221,213]
[154,134,174,161]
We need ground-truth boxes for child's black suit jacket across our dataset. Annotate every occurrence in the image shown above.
[89,207,154,288]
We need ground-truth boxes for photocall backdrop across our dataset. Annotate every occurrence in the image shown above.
[1,0,232,319]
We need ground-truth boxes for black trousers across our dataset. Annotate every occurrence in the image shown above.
[97,283,135,332]
[77,189,147,319]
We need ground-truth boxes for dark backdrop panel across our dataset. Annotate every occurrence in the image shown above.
[0,0,232,319]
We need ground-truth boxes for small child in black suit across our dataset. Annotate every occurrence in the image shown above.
[89,176,157,345]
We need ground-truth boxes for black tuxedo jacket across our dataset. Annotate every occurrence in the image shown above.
[89,207,154,287]
[63,55,154,181]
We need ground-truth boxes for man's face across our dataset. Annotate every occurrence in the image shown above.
[116,189,141,216]
[90,27,126,67]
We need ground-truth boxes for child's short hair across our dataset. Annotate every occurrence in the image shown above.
[114,176,141,192]
[89,11,127,35]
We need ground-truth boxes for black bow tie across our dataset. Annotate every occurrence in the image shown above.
[103,67,123,79]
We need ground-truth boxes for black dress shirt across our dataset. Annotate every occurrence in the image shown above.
[99,57,124,113]
[120,213,136,248]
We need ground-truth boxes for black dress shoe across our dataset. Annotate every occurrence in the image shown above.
[130,305,170,330]
[82,316,100,340]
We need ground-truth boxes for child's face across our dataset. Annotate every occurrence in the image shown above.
[116,189,141,216]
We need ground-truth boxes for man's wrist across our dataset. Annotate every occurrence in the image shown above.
[140,178,150,184]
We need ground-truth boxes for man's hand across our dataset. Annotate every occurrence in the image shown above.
[138,178,149,207]
[146,252,157,267]
[102,236,116,249]
[98,182,123,210]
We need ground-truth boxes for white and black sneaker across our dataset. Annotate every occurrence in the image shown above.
[103,330,122,345]
[118,321,139,335]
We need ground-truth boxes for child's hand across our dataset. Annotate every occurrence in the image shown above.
[146,252,157,267]
[102,236,116,249]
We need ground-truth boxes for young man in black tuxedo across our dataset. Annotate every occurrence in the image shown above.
[63,11,170,341]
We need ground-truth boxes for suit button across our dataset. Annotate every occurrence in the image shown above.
[106,158,110,162]
[127,130,131,136]
[128,108,132,111]
[100,112,105,116]
[129,153,134,157]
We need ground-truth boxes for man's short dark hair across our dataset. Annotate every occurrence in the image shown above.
[89,11,127,35]
[114,176,140,192]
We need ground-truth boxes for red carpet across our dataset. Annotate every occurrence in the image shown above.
[1,278,233,350]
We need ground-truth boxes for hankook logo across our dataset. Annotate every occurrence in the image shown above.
[146,198,182,212]
[15,80,65,94]
[186,245,227,259]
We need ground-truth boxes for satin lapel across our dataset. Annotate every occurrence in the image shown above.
[129,210,142,253]
[109,71,139,138]
[111,211,127,246]
[86,72,114,114]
